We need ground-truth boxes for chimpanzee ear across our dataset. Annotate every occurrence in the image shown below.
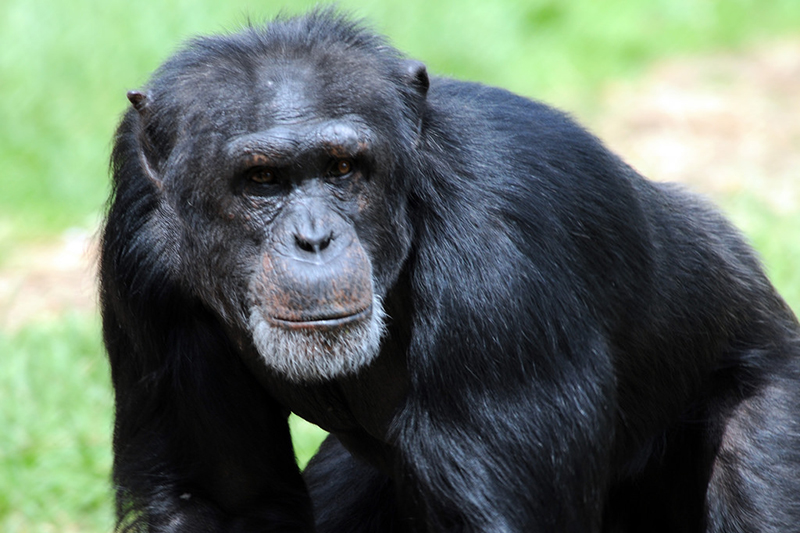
[126,90,164,192]
[400,60,429,137]
[127,90,150,115]
[403,60,429,97]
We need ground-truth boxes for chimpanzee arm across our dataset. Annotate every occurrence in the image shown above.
[304,435,410,533]
[103,302,313,532]
[393,324,615,532]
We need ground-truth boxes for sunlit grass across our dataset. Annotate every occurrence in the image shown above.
[0,315,113,532]
[2,0,800,239]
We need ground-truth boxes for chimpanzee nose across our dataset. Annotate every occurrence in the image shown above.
[295,230,334,255]
[286,200,345,262]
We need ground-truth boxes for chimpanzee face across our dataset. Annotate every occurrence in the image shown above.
[128,43,426,382]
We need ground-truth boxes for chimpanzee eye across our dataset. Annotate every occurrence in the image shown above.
[247,167,277,184]
[329,158,354,177]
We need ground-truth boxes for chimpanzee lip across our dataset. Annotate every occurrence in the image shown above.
[267,305,372,330]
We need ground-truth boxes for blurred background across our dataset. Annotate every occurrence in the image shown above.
[1,0,799,530]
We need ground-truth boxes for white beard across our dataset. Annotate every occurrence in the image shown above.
[248,296,386,383]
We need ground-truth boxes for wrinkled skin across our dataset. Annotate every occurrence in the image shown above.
[101,10,800,533]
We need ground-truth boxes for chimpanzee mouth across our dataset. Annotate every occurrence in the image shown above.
[267,305,372,330]
[249,298,386,383]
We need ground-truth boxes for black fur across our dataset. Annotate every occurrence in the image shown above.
[101,9,800,532]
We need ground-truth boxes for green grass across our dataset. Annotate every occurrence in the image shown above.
[0,316,113,532]
[2,0,800,239]
[289,415,329,470]
[2,0,800,531]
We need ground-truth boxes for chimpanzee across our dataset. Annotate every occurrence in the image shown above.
[100,8,800,533]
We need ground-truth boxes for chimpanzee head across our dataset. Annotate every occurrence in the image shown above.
[118,12,429,382]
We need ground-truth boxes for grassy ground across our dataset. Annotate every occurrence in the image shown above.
[3,0,800,240]
[0,317,111,532]
[2,0,800,531]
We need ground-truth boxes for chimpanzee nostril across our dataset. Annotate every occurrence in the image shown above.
[295,235,314,253]
[295,232,334,254]
[319,233,332,251]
